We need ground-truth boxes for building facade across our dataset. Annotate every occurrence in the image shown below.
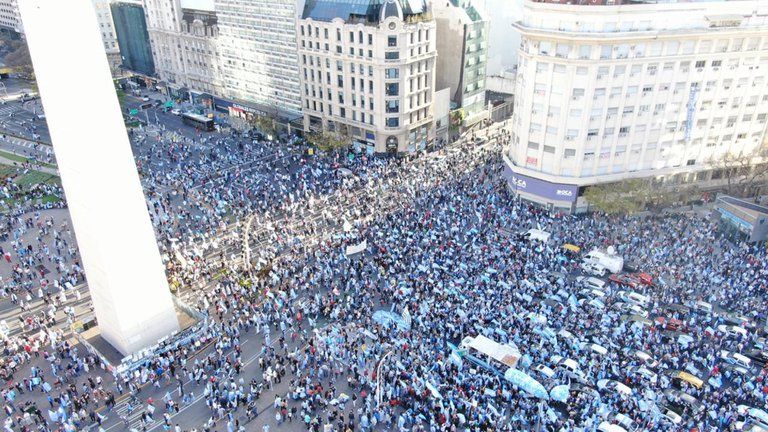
[93,0,122,75]
[434,0,489,121]
[214,0,302,119]
[144,0,223,98]
[0,0,22,37]
[297,0,436,153]
[112,1,156,76]
[506,0,768,212]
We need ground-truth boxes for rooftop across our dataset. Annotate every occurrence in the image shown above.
[302,0,428,23]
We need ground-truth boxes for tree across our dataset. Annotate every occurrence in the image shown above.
[583,179,654,215]
[308,129,350,154]
[114,80,126,105]
[249,115,275,137]
[4,41,34,81]
[708,149,768,197]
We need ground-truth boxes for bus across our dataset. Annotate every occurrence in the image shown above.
[182,112,214,131]
[459,334,521,375]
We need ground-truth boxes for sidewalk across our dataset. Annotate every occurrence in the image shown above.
[0,155,58,176]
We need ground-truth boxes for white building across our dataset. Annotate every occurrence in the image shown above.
[297,0,436,153]
[144,0,223,98]
[214,0,302,119]
[506,0,768,213]
[93,0,121,75]
[0,0,22,36]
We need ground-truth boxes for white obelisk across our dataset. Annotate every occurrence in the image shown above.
[19,0,179,355]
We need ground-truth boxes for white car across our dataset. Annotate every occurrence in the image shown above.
[692,300,713,314]
[616,290,650,306]
[718,324,748,337]
[551,355,586,380]
[141,96,150,101]
[609,413,640,432]
[576,276,606,290]
[582,261,607,277]
[736,406,768,430]
[171,108,181,115]
[597,379,632,396]
[721,350,752,368]
[630,349,659,368]
[628,365,657,382]
[531,363,556,379]
[660,407,682,425]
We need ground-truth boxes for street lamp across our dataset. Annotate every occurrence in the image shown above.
[376,349,394,406]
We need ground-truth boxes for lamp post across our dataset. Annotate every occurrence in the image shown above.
[376,349,394,406]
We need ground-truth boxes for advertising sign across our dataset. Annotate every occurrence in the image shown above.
[503,165,578,202]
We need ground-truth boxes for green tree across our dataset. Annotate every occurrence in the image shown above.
[583,179,654,215]
[308,130,350,154]
[249,115,275,137]
[114,81,126,105]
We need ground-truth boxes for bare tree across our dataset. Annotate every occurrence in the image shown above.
[709,149,768,196]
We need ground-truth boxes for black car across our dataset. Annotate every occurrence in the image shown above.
[744,349,768,367]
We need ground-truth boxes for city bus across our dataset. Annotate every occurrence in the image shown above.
[182,112,214,131]
[459,334,521,375]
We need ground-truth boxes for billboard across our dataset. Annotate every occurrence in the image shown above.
[503,165,578,202]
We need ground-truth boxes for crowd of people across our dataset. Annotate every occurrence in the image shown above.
[0,112,766,432]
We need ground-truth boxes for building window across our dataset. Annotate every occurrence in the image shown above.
[388,36,397,47]
[386,100,399,113]
[386,117,399,127]
[385,68,399,79]
[385,51,399,60]
[385,83,399,96]
[340,107,346,118]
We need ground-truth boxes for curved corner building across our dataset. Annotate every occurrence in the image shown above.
[297,0,436,153]
[505,0,768,213]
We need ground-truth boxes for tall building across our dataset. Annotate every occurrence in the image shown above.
[214,0,302,120]
[144,0,223,98]
[93,0,122,75]
[434,0,489,121]
[0,0,22,37]
[112,1,155,76]
[481,0,522,77]
[505,0,768,213]
[297,0,436,153]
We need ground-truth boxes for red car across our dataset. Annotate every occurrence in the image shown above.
[609,272,654,288]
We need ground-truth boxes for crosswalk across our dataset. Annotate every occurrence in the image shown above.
[0,134,40,150]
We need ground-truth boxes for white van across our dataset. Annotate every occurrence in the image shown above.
[523,229,551,243]
[598,421,628,432]
[584,247,624,274]
[577,276,606,290]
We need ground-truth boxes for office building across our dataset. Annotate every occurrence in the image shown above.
[112,1,155,76]
[505,0,768,212]
[434,0,489,121]
[214,0,302,120]
[93,0,122,75]
[297,0,436,153]
[0,0,22,37]
[144,0,223,98]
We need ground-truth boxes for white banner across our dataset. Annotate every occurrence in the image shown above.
[345,240,367,256]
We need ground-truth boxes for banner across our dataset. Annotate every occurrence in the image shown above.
[345,240,367,256]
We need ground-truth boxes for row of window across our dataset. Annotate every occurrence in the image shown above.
[529,110,767,137]
[300,25,430,45]
[532,37,768,61]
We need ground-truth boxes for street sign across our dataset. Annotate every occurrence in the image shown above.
[129,109,138,116]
